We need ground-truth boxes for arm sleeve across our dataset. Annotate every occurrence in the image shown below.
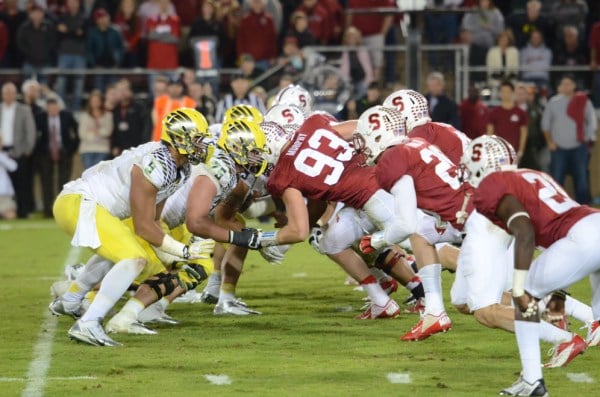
[584,100,598,142]
[385,175,418,244]
[541,102,552,132]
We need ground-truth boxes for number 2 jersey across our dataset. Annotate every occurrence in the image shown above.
[474,169,597,248]
[375,138,472,230]
[266,113,379,209]
[409,122,470,166]
[61,141,190,219]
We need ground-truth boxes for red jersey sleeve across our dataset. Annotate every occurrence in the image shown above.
[375,145,409,191]
[473,172,510,223]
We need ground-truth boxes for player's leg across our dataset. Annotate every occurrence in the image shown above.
[197,243,226,304]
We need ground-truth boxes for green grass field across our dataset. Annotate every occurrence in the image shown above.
[1,219,598,396]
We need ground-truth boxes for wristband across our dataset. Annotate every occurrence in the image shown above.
[259,230,279,247]
[159,234,190,259]
[512,269,529,297]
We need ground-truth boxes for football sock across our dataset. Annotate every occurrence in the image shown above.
[419,264,444,315]
[116,298,145,324]
[80,258,143,322]
[220,282,236,302]
[361,275,389,307]
[156,297,169,312]
[514,320,543,384]
[565,296,594,323]
[405,276,424,299]
[63,255,112,302]
[539,321,572,344]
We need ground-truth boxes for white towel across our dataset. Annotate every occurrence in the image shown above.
[71,197,101,249]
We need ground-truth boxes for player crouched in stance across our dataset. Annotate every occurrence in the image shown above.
[461,135,600,396]
[50,108,215,346]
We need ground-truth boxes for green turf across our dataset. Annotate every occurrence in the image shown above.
[0,219,598,396]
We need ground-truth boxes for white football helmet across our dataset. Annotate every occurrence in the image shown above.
[354,106,407,166]
[260,121,291,168]
[460,135,517,188]
[264,104,305,137]
[273,84,313,116]
[383,89,431,133]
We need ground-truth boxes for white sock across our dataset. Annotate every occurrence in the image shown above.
[80,259,143,322]
[539,321,572,344]
[514,320,543,384]
[420,264,444,315]
[565,296,594,323]
[116,298,145,323]
[362,282,389,307]
[63,255,112,302]
[157,297,169,312]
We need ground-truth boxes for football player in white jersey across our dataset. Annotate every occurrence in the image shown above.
[50,108,215,346]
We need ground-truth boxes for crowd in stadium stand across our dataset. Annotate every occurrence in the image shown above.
[0,0,599,219]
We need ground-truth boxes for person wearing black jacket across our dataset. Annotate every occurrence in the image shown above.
[425,72,461,130]
[111,83,148,157]
[34,99,79,218]
[16,5,56,85]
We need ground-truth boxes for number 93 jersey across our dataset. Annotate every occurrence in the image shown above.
[375,138,472,230]
[474,169,597,248]
[266,114,379,209]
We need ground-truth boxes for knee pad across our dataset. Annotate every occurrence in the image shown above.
[142,272,178,300]
[375,248,405,275]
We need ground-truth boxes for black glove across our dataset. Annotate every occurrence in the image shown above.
[229,228,262,249]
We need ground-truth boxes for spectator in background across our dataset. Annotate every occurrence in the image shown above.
[54,0,87,112]
[519,29,552,90]
[138,0,175,31]
[590,21,600,107]
[0,140,17,220]
[187,81,216,124]
[461,0,505,53]
[1,82,36,218]
[33,98,79,218]
[458,27,487,81]
[542,74,597,204]
[172,0,202,28]
[239,54,264,81]
[189,0,226,68]
[459,84,488,140]
[151,77,195,141]
[295,0,330,45]
[114,0,143,67]
[111,82,147,157]
[340,26,373,100]
[145,0,180,80]
[150,74,169,101]
[487,80,528,162]
[515,83,546,171]
[339,81,382,121]
[551,0,588,41]
[423,0,462,71]
[218,0,241,68]
[17,5,56,85]
[347,0,395,81]
[425,72,460,129]
[78,90,113,169]
[321,0,344,45]
[508,0,553,49]
[0,19,8,66]
[242,0,282,34]
[87,8,124,91]
[552,25,588,89]
[21,79,43,117]
[0,0,26,68]
[277,36,304,77]
[287,10,315,49]
[215,72,266,122]
[103,83,121,112]
[486,29,519,87]
[236,0,277,71]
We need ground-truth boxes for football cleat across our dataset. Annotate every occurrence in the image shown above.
[137,302,180,325]
[68,319,122,347]
[400,312,452,341]
[355,299,400,320]
[106,314,158,335]
[50,280,70,298]
[214,299,261,315]
[404,297,426,315]
[380,278,398,296]
[48,297,83,319]
[499,376,548,396]
[543,334,586,368]
[172,289,204,304]
[585,321,600,346]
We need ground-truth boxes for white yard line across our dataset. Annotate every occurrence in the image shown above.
[1,376,97,382]
[566,373,595,383]
[21,247,82,397]
[0,223,56,231]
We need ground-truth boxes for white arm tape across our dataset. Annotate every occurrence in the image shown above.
[507,211,530,229]
[512,269,529,297]
[242,196,277,219]
[158,234,187,258]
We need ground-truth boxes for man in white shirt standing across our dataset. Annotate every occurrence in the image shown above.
[0,82,36,218]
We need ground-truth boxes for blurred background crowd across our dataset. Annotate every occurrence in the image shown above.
[0,0,599,220]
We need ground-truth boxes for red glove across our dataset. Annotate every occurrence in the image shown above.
[359,235,376,254]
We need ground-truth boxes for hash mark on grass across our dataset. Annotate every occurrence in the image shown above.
[22,247,82,397]
[386,372,412,384]
[291,272,308,278]
[567,373,595,383]
[204,374,232,385]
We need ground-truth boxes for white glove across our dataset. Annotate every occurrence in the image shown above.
[259,244,291,265]
[308,227,324,254]
[152,247,183,266]
[188,237,215,260]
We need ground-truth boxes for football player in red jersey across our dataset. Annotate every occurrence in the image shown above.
[383,89,470,165]
[462,135,600,396]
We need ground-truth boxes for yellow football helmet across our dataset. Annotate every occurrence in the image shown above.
[161,108,213,165]
[218,119,269,176]
[222,104,264,124]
